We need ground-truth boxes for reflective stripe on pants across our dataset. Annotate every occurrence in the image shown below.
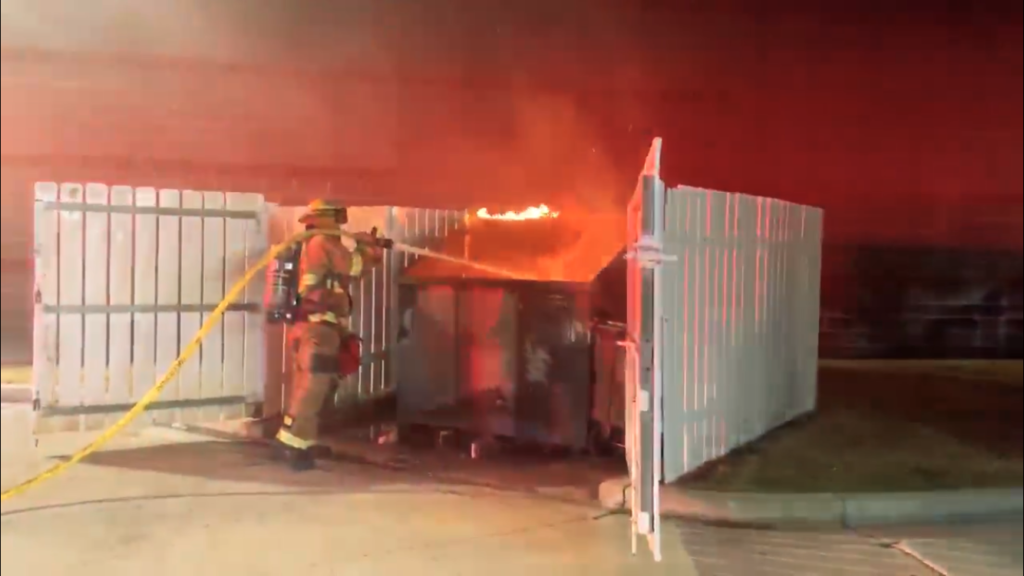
[277,322,343,446]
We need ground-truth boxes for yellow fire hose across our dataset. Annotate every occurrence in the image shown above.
[0,229,517,502]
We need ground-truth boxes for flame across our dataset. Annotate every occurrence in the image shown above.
[475,204,559,220]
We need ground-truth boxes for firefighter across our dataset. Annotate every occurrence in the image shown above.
[274,199,384,470]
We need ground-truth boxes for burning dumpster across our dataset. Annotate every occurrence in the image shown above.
[394,205,624,450]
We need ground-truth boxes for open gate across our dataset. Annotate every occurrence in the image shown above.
[619,138,823,562]
[622,138,669,561]
[31,182,267,433]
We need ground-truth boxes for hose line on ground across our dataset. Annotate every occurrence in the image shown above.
[1,229,516,502]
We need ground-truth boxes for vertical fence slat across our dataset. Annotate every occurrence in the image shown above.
[680,192,695,471]
[153,189,181,425]
[107,187,134,419]
[716,192,729,458]
[689,190,704,466]
[32,183,59,434]
[781,201,793,421]
[200,191,226,421]
[759,196,772,437]
[723,192,733,457]
[706,191,718,459]
[262,204,288,418]
[741,194,759,445]
[82,183,109,431]
[783,202,798,420]
[385,207,401,393]
[243,194,267,406]
[709,191,726,459]
[178,191,204,423]
[222,193,251,420]
[57,183,85,432]
[770,199,785,427]
[132,187,158,431]
[662,190,682,477]
[372,259,385,395]
[764,199,777,427]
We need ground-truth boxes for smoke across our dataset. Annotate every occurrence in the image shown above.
[464,83,634,220]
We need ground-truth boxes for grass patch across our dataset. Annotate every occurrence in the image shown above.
[678,410,1023,493]
[680,365,1023,493]
[819,360,1022,386]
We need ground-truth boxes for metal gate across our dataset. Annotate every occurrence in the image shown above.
[32,182,267,433]
[659,181,823,481]
[622,138,668,561]
[620,139,823,559]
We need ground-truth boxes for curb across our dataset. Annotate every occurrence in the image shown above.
[598,477,1024,526]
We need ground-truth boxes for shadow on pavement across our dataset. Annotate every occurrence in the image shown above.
[66,440,426,492]
[70,435,627,505]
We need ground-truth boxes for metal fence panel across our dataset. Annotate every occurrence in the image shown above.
[661,185,823,482]
[384,207,466,394]
[32,182,266,433]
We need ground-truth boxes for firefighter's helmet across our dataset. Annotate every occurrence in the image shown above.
[298,199,348,224]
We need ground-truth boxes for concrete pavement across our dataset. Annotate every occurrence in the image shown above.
[0,403,1007,575]
[675,520,931,575]
[860,518,1023,576]
[2,406,696,575]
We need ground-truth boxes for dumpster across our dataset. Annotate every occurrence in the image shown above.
[396,277,592,449]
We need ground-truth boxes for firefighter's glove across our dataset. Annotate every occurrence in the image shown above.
[355,230,390,263]
[351,231,376,246]
[352,233,384,265]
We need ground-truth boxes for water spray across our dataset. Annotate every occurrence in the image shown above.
[362,226,520,279]
[392,242,521,279]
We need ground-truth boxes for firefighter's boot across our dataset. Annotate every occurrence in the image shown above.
[272,440,316,472]
[308,444,334,459]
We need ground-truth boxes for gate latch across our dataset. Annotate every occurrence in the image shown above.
[624,237,676,268]
[636,389,650,412]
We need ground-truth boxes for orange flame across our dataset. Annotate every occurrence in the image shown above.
[475,204,559,220]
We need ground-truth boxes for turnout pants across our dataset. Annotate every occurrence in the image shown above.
[276,321,343,450]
